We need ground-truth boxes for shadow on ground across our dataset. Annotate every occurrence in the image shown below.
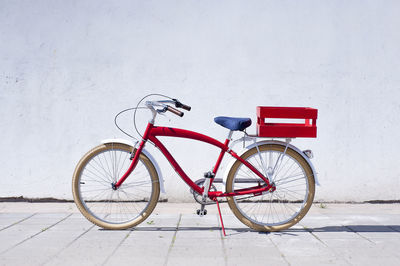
[99,225,400,235]
[308,225,400,233]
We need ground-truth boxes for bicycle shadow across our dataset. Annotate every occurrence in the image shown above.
[305,225,400,233]
[270,225,400,236]
[100,225,400,236]
[100,226,257,234]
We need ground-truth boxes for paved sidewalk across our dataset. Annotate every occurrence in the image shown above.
[0,203,399,266]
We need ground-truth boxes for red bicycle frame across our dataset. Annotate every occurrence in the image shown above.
[114,122,275,199]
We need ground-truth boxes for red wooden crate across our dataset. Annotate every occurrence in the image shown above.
[256,106,318,138]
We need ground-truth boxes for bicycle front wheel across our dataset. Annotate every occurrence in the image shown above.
[72,143,160,229]
[226,144,315,231]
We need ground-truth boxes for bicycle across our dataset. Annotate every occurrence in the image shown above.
[72,94,318,234]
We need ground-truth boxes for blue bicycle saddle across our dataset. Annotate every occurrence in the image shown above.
[214,116,252,131]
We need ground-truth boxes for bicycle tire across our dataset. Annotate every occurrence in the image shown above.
[72,143,160,229]
[226,144,315,231]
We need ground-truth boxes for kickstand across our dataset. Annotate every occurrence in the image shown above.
[216,199,226,237]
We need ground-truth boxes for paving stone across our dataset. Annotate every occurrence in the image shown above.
[105,230,175,266]
[323,238,400,265]
[0,213,35,231]
[47,228,128,265]
[224,236,287,265]
[0,214,93,265]
[0,213,70,254]
[284,256,349,266]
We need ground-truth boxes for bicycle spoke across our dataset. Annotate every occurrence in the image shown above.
[275,175,306,186]
[91,157,114,182]
[81,173,111,186]
[85,163,113,184]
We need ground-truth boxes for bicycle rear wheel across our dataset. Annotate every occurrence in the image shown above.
[72,143,160,229]
[226,144,315,231]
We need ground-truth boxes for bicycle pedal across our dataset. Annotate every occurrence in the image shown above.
[196,209,207,216]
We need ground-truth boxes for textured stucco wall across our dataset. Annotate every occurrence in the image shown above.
[1,0,399,201]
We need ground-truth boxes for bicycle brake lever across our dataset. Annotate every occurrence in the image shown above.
[156,107,171,121]
[156,107,168,114]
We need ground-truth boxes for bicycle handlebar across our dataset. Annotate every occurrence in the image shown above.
[145,98,189,118]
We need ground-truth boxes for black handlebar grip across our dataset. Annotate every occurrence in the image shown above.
[167,105,184,117]
[173,99,191,111]
[180,103,191,111]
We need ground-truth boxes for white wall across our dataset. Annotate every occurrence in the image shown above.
[1,0,399,202]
